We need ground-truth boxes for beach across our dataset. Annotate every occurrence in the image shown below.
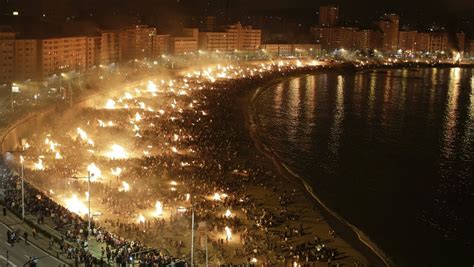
[2,61,470,266]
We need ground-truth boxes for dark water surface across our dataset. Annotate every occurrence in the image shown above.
[254,68,473,266]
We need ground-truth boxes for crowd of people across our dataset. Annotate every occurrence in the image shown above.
[1,61,359,266]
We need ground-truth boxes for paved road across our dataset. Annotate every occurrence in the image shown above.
[0,223,67,267]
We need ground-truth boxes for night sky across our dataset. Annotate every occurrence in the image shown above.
[1,0,473,35]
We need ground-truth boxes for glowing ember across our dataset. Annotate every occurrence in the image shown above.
[119,181,130,192]
[213,193,221,201]
[111,167,122,176]
[225,226,232,240]
[173,134,179,142]
[171,147,178,153]
[154,201,163,217]
[105,99,116,109]
[106,144,128,160]
[87,163,102,180]
[225,209,232,218]
[134,112,142,122]
[65,194,88,215]
[138,214,146,223]
[147,81,157,93]
[55,152,62,159]
[33,158,45,170]
[170,181,178,186]
[77,128,94,146]
[23,142,30,150]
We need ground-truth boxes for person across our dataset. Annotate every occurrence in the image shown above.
[48,236,54,249]
[7,229,11,244]
[24,231,28,245]
[32,228,37,239]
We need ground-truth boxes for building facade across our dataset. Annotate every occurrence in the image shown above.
[38,37,88,77]
[171,28,198,54]
[319,6,339,26]
[100,30,121,65]
[153,34,171,57]
[0,27,15,83]
[14,39,38,81]
[120,25,156,61]
[398,31,418,51]
[378,14,400,52]
[262,43,321,56]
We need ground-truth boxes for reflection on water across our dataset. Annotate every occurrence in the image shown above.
[328,76,344,160]
[441,68,461,160]
[255,68,474,266]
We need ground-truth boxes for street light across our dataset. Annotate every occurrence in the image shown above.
[70,171,93,237]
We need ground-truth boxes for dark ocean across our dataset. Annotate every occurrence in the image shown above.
[253,68,474,266]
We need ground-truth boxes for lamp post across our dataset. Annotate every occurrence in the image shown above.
[70,171,93,237]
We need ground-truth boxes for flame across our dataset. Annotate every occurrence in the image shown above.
[65,194,88,215]
[105,99,116,109]
[225,209,232,218]
[225,226,232,240]
[77,128,94,146]
[213,193,221,201]
[106,144,128,159]
[55,152,62,159]
[119,181,130,192]
[111,167,122,176]
[134,112,142,122]
[154,201,163,217]
[138,214,146,223]
[33,158,45,170]
[147,81,157,93]
[87,163,102,180]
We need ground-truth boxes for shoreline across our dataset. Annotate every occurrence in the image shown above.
[1,61,471,265]
[238,66,397,266]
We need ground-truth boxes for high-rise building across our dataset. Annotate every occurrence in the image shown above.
[428,32,449,53]
[120,25,156,61]
[87,37,101,68]
[310,26,357,50]
[100,30,121,65]
[171,28,199,54]
[398,31,418,51]
[0,27,15,83]
[354,29,384,51]
[198,22,261,52]
[38,37,88,77]
[416,32,431,52]
[319,6,339,26]
[153,34,171,57]
[14,39,38,81]
[378,14,399,52]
